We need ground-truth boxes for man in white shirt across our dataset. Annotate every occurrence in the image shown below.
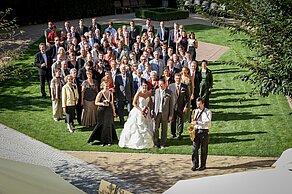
[191,97,212,171]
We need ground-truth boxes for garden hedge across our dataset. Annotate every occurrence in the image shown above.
[135,7,189,21]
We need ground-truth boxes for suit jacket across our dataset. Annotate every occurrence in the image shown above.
[115,73,134,101]
[168,83,190,113]
[62,83,79,107]
[192,70,201,99]
[129,26,140,41]
[153,88,174,121]
[168,29,180,47]
[169,67,181,79]
[141,25,154,35]
[156,27,169,42]
[89,23,101,32]
[77,67,88,84]
[35,51,52,76]
[48,45,64,61]
[133,77,146,94]
[76,25,89,36]
[71,32,81,43]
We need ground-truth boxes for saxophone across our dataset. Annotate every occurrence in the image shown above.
[188,110,196,141]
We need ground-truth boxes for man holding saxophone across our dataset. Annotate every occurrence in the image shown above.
[191,97,212,171]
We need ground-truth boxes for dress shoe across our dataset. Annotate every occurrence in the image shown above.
[191,166,198,171]
[177,135,182,140]
[70,124,74,132]
[198,166,206,171]
[170,135,176,139]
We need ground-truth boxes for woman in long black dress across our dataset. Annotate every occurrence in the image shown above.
[87,80,118,146]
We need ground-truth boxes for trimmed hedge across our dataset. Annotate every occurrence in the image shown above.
[135,7,189,21]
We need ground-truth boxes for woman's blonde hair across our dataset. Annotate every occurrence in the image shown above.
[100,80,109,89]
[64,75,73,83]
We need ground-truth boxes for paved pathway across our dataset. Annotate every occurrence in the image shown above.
[1,13,227,62]
[69,151,277,194]
[0,124,150,194]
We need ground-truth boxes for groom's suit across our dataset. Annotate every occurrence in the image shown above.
[153,88,174,147]
[115,72,134,125]
[168,82,190,138]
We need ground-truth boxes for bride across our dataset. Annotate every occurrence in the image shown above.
[118,80,154,149]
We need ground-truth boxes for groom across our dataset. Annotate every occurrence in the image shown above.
[153,79,174,148]
[168,73,190,140]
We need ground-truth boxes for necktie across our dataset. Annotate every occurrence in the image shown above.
[176,85,180,96]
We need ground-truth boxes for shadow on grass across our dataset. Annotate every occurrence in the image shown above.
[209,131,267,144]
[212,91,247,98]
[212,68,245,75]
[211,103,270,109]
[0,94,51,112]
[207,159,276,170]
[211,98,258,104]
[212,111,273,121]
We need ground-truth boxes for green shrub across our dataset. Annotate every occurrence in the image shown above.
[135,7,189,21]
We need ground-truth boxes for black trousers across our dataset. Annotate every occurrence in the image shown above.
[192,131,209,168]
[39,74,51,97]
[65,106,76,124]
[170,110,184,137]
[117,99,131,125]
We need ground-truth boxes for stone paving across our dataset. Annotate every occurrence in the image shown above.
[0,124,150,194]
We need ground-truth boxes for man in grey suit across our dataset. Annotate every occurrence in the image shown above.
[153,79,174,148]
[115,65,134,125]
[168,73,190,140]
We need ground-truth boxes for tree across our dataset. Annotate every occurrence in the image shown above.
[0,8,18,81]
[0,8,17,39]
[203,0,292,97]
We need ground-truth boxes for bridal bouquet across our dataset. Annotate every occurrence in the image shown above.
[142,106,149,118]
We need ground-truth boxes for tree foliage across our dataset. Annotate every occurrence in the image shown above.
[205,0,292,97]
[0,8,17,39]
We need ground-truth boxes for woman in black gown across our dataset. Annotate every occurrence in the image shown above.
[87,80,118,146]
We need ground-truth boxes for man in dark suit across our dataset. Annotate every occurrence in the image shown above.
[168,73,190,140]
[89,17,101,33]
[129,20,140,49]
[153,78,174,148]
[62,21,71,34]
[77,61,92,84]
[35,43,52,98]
[133,69,146,95]
[115,65,135,125]
[168,23,180,53]
[70,26,81,44]
[199,60,213,108]
[156,21,169,43]
[167,58,181,81]
[190,61,201,110]
[76,19,89,36]
[48,37,63,63]
[141,18,154,35]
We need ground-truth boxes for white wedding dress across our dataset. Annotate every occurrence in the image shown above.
[118,96,154,149]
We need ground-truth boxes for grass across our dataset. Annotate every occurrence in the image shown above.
[0,24,291,157]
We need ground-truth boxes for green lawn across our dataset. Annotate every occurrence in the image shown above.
[0,24,291,157]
